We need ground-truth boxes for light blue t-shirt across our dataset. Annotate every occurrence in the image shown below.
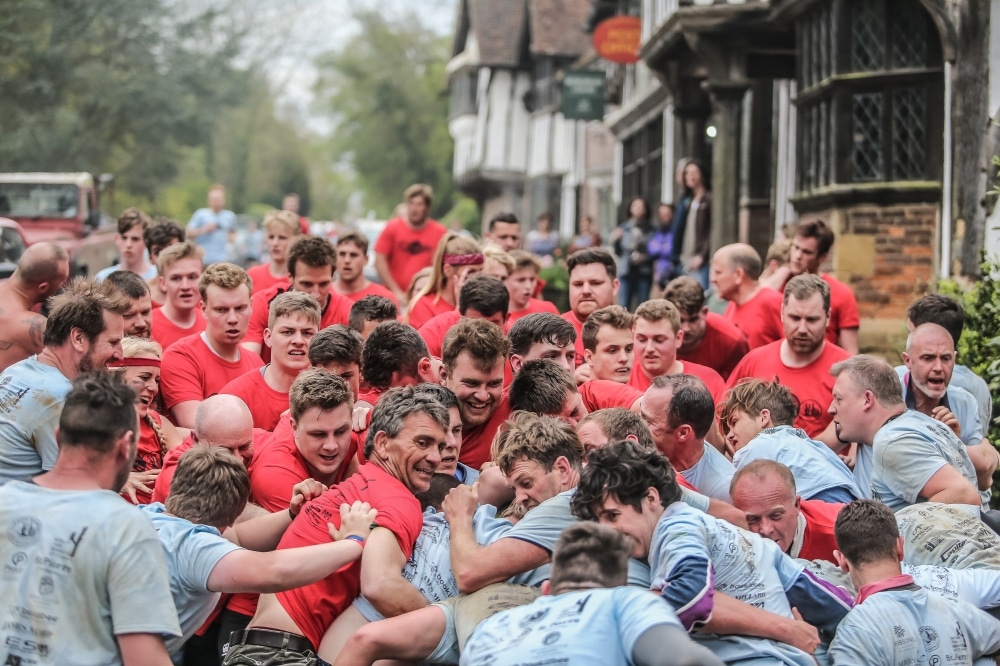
[503,489,651,588]
[140,503,241,658]
[872,410,982,513]
[0,482,181,665]
[734,425,863,500]
[952,364,992,438]
[854,442,873,500]
[354,503,514,621]
[680,442,735,503]
[0,356,72,485]
[187,207,236,264]
[902,563,1000,610]
[829,586,1000,666]
[895,365,984,447]
[460,587,682,666]
[95,260,158,283]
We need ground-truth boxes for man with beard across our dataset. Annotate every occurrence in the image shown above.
[0,278,130,485]
[160,264,263,428]
[663,275,749,379]
[562,248,619,366]
[104,270,155,338]
[728,274,850,445]
[0,242,70,372]
[0,372,181,665]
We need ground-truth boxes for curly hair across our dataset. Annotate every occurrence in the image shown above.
[441,318,509,375]
[495,413,583,476]
[287,236,336,277]
[289,368,353,422]
[198,262,252,302]
[571,439,681,521]
[581,305,634,352]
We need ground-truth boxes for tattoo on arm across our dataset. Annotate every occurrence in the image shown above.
[25,316,44,350]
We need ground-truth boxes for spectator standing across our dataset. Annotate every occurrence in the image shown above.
[485,212,521,252]
[246,210,299,296]
[374,184,447,306]
[671,160,712,288]
[187,184,237,265]
[648,202,675,295]
[568,214,602,255]
[526,211,560,259]
[613,196,654,310]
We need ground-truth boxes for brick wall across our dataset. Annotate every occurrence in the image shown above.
[804,203,938,350]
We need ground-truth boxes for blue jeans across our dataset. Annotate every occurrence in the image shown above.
[619,273,652,311]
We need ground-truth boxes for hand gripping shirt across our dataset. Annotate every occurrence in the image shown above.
[733,425,863,501]
[0,481,181,665]
[141,503,241,657]
[649,502,852,664]
[872,410,982,512]
[459,587,683,666]
[829,581,1000,666]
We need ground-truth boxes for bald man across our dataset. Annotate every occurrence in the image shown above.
[151,394,257,503]
[709,243,783,349]
[0,242,70,372]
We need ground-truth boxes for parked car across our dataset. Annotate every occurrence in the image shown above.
[0,218,28,281]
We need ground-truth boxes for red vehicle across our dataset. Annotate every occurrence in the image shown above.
[0,172,118,277]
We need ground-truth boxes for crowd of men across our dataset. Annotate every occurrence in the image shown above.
[0,183,999,666]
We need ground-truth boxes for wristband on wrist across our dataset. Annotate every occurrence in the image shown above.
[345,534,366,548]
[288,507,298,520]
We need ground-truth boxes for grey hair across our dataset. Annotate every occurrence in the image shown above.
[830,354,903,406]
[364,384,451,457]
[413,383,459,411]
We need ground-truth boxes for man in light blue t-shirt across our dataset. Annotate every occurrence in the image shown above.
[0,372,180,666]
[830,499,1000,666]
[0,278,128,485]
[461,522,724,666]
[186,185,236,264]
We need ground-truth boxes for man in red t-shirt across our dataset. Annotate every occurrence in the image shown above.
[247,209,298,296]
[441,319,511,470]
[160,263,263,428]
[360,322,441,403]
[509,359,642,428]
[710,243,784,349]
[243,237,352,364]
[103,270,154,339]
[374,184,447,305]
[763,220,860,354]
[231,386,451,664]
[730,459,843,564]
[627,299,726,403]
[151,393,257,504]
[221,292,320,430]
[508,313,578,375]
[664,276,749,380]
[505,250,558,327]
[150,241,206,351]
[580,305,635,384]
[727,274,850,445]
[486,211,522,252]
[348,295,399,341]
[307,324,363,400]
[334,230,398,305]
[418,274,508,358]
[562,248,619,366]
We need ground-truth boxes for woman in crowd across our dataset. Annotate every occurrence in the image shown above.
[526,212,560,259]
[568,215,602,255]
[406,232,484,329]
[648,202,675,297]
[112,337,186,504]
[671,159,712,289]
[613,196,653,310]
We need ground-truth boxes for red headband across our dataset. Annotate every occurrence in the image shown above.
[443,253,484,266]
[107,357,161,369]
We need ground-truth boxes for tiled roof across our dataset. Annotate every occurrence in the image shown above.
[468,0,528,66]
[528,0,592,56]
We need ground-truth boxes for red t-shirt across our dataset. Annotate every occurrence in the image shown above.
[627,360,726,403]
[151,307,206,352]
[560,311,586,367]
[275,463,424,649]
[506,298,559,328]
[150,430,267,505]
[373,217,447,293]
[246,264,290,296]
[246,285,353,363]
[723,288,784,349]
[407,294,455,331]
[418,310,462,358]
[798,499,845,563]
[220,367,288,431]
[726,340,850,437]
[122,411,165,505]
[578,380,642,412]
[678,312,750,380]
[781,274,859,344]
[159,333,264,413]
[460,394,513,471]
[337,281,399,305]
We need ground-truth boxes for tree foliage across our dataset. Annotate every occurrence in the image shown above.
[313,8,455,218]
[0,0,251,197]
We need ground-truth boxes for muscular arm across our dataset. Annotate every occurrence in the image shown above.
[330,606,447,666]
[224,506,294,551]
[374,253,403,300]
[816,420,846,452]
[967,439,999,491]
[360,527,428,617]
[706,498,748,529]
[921,464,983,506]
[118,633,174,666]
[837,328,859,356]
[207,540,363,594]
[701,593,819,655]
[0,313,46,371]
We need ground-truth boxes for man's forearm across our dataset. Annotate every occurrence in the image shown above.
[448,516,488,592]
[226,506,292,550]
[701,593,814,649]
[374,255,401,296]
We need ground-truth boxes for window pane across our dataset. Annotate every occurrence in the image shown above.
[851,0,886,72]
[892,87,926,180]
[852,92,884,181]
[891,0,928,69]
